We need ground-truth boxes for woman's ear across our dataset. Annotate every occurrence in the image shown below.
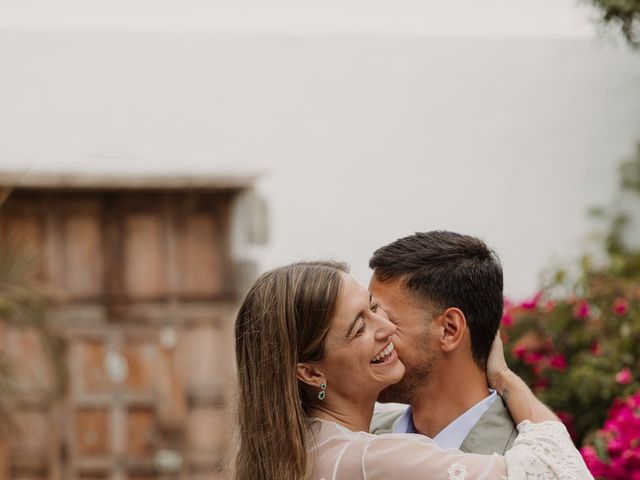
[296,362,325,388]
[437,307,467,353]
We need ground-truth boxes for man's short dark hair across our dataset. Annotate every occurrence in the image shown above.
[369,231,503,370]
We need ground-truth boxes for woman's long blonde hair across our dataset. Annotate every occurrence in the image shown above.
[233,261,347,480]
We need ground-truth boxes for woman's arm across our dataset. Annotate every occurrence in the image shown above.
[318,423,592,479]
[491,368,558,424]
[487,333,559,424]
[316,331,593,479]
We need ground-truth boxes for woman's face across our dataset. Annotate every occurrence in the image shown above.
[318,273,405,400]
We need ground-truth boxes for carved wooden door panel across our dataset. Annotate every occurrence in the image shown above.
[67,328,151,479]
[65,323,230,480]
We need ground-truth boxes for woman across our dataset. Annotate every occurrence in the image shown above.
[233,261,592,479]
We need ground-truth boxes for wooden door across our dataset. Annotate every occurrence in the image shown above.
[0,190,238,480]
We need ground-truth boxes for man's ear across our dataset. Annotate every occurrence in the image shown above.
[296,362,326,388]
[437,307,467,353]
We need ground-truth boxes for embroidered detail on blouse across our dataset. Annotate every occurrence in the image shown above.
[447,462,468,480]
[506,421,594,480]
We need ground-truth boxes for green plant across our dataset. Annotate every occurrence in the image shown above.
[586,0,640,48]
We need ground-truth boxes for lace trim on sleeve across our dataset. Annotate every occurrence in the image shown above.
[506,421,593,480]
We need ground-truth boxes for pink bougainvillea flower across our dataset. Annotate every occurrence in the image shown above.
[608,438,624,456]
[609,459,628,479]
[501,312,514,327]
[572,299,590,319]
[520,300,536,310]
[524,351,544,365]
[520,291,543,310]
[549,354,568,370]
[512,345,527,360]
[580,445,610,477]
[615,367,633,385]
[613,297,629,316]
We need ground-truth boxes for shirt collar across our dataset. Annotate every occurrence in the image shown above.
[392,405,417,434]
[392,390,498,449]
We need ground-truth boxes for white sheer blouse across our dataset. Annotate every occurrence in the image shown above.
[309,419,592,480]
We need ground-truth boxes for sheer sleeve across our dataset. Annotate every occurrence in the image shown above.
[313,420,592,480]
[319,431,505,480]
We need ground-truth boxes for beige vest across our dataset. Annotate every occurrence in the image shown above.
[370,396,518,455]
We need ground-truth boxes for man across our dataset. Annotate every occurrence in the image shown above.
[368,230,517,454]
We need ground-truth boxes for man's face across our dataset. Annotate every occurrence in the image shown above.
[368,275,437,404]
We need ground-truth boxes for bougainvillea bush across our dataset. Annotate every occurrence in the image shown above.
[502,273,640,478]
[502,276,640,445]
[501,146,640,477]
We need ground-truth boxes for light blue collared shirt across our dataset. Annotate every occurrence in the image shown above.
[393,390,498,449]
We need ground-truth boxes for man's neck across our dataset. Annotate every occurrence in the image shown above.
[410,366,490,438]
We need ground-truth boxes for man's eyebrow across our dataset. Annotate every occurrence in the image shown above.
[346,294,372,338]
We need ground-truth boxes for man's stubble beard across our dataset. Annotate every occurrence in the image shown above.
[378,342,435,404]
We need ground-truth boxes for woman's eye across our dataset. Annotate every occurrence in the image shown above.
[370,303,379,312]
[356,323,366,336]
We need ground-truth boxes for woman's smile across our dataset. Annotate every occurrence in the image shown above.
[370,341,398,366]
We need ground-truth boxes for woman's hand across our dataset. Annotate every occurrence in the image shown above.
[486,330,559,424]
[486,331,509,390]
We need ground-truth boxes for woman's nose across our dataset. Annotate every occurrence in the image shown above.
[375,313,397,339]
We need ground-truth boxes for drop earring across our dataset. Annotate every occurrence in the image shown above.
[318,381,327,400]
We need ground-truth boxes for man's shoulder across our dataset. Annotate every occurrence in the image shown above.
[460,395,519,455]
[369,402,407,434]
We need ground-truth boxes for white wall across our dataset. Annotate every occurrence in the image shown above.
[1,13,639,298]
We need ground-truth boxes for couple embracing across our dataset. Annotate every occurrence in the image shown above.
[232,231,592,479]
